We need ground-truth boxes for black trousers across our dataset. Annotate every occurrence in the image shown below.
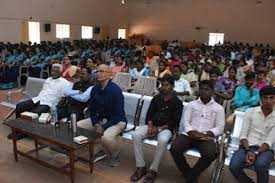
[16,99,50,118]
[170,134,217,179]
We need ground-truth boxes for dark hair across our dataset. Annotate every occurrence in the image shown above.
[160,75,175,86]
[245,72,256,80]
[173,65,182,71]
[260,85,275,97]
[209,67,221,76]
[228,66,237,73]
[199,80,214,90]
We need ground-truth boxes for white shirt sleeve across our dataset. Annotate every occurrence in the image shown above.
[183,103,193,133]
[239,108,253,140]
[69,86,93,103]
[209,107,225,136]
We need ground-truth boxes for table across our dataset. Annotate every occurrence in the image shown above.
[4,119,100,183]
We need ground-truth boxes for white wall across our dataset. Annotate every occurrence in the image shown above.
[126,0,275,46]
[0,0,128,42]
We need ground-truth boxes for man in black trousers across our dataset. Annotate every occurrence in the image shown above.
[170,80,225,183]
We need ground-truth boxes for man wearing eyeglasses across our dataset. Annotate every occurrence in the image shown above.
[229,86,275,183]
[65,64,127,167]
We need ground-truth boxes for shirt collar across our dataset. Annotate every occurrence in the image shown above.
[197,98,215,106]
[255,106,275,118]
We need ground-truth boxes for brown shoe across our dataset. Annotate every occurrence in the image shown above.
[143,170,157,183]
[130,167,147,182]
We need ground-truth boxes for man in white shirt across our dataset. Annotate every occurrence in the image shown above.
[229,86,275,183]
[170,80,225,183]
[14,64,71,118]
[173,65,192,97]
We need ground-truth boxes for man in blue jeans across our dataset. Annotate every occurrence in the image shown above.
[229,86,275,183]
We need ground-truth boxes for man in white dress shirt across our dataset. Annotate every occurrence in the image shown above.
[8,64,71,139]
[170,80,225,183]
[172,65,192,97]
[230,86,275,183]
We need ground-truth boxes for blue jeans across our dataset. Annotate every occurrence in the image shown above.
[229,147,274,183]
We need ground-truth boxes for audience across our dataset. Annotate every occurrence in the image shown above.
[2,38,275,181]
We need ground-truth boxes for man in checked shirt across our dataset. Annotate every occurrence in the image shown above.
[170,80,225,183]
[230,86,275,183]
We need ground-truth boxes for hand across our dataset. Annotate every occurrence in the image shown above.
[148,125,157,138]
[245,151,256,166]
[206,131,215,138]
[95,124,104,135]
[59,97,67,105]
[188,130,206,140]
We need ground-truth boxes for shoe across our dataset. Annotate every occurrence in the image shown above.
[143,170,157,183]
[7,133,28,140]
[130,167,147,182]
[93,150,107,163]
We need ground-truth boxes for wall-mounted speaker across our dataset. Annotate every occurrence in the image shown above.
[44,24,51,32]
[94,26,101,34]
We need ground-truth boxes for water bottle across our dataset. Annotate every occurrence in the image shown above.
[71,113,77,134]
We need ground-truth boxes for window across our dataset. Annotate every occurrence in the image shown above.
[208,33,224,46]
[56,24,70,39]
[118,28,127,39]
[81,26,93,39]
[28,21,40,44]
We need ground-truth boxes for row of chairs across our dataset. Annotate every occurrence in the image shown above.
[113,72,157,96]
[122,92,228,183]
[121,92,275,179]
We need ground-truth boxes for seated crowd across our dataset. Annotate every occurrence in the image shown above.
[2,38,275,183]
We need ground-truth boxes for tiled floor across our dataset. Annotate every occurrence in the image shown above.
[0,89,274,183]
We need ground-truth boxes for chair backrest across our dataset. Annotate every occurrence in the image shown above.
[24,77,46,98]
[139,95,153,126]
[113,72,132,91]
[123,92,142,125]
[133,76,157,96]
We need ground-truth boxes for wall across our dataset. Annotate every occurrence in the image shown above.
[1,0,274,46]
[0,0,128,42]
[127,0,275,46]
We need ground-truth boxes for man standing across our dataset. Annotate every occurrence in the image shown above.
[170,80,225,183]
[229,86,275,183]
[130,75,183,183]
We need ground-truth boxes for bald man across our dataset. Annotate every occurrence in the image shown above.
[66,64,127,167]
